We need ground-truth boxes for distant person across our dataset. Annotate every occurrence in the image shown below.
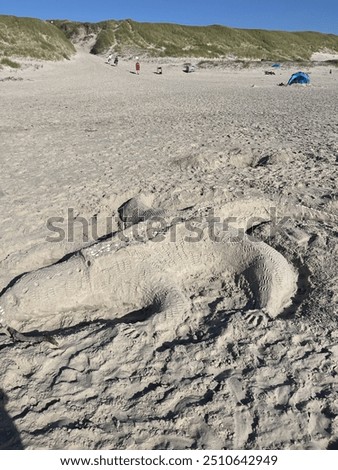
[114,56,119,66]
[107,54,113,64]
[136,59,140,75]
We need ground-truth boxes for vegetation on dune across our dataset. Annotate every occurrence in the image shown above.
[0,57,21,68]
[324,59,338,66]
[91,24,117,55]
[124,22,338,60]
[55,19,338,61]
[1,15,337,63]
[52,19,103,42]
[0,15,75,62]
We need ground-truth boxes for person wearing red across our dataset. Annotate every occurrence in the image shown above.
[136,58,140,75]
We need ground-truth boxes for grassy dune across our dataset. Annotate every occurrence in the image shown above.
[1,15,337,66]
[55,18,338,60]
[0,15,75,66]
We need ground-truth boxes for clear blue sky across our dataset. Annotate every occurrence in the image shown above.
[0,0,337,34]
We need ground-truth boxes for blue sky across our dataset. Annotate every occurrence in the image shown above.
[0,0,337,34]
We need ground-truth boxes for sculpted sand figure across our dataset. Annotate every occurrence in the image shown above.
[1,195,335,296]
[0,197,301,344]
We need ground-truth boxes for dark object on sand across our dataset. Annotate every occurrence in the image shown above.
[156,66,162,74]
[114,56,119,66]
[183,63,195,73]
[265,71,275,75]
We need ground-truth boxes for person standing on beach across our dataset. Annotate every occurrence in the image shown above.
[136,58,140,75]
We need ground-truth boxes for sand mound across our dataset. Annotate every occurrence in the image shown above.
[226,147,300,169]
[118,195,165,228]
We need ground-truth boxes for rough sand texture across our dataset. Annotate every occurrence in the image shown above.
[0,51,338,450]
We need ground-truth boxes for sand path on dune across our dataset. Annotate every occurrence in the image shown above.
[0,51,337,450]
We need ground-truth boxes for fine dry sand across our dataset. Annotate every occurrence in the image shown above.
[0,50,338,450]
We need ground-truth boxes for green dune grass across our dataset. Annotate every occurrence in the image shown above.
[1,15,337,64]
[0,15,75,64]
[55,18,338,61]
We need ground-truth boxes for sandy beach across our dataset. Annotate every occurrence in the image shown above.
[0,50,337,449]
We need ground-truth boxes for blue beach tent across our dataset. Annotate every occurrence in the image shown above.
[272,63,281,68]
[288,72,310,85]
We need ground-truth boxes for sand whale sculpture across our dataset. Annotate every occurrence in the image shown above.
[0,196,302,344]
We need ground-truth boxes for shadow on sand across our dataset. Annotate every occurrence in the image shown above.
[0,389,23,449]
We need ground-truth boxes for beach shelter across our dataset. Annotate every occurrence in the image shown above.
[272,63,281,68]
[287,72,310,85]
